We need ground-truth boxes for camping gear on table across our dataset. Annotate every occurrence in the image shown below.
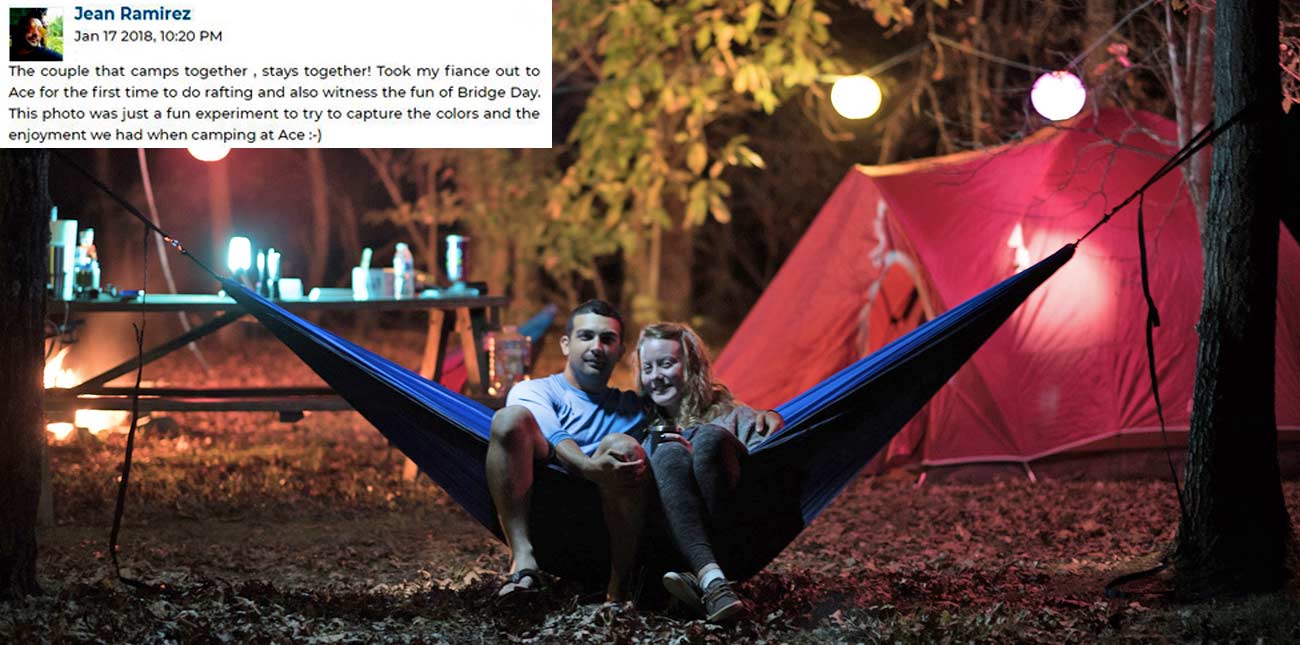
[74,228,101,297]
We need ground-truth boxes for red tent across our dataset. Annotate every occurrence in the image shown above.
[716,109,1300,470]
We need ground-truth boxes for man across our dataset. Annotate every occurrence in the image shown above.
[10,13,62,62]
[486,300,647,601]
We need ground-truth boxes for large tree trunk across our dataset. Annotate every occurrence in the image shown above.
[1174,0,1292,599]
[0,150,50,600]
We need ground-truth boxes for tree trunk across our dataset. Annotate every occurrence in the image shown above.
[1174,0,1292,599]
[1083,0,1115,87]
[334,195,363,282]
[0,150,50,600]
[966,0,987,145]
[92,149,123,278]
[305,150,331,292]
[207,158,232,274]
[658,224,694,324]
[1166,4,1216,231]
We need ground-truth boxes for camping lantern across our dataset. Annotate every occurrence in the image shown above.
[831,75,883,120]
[227,236,252,278]
[445,235,468,283]
[1031,71,1086,121]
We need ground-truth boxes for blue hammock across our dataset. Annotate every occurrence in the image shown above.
[223,245,1074,587]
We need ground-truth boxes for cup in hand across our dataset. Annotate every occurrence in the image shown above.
[646,424,678,456]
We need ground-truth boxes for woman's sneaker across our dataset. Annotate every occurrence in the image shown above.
[662,571,704,614]
[701,579,745,623]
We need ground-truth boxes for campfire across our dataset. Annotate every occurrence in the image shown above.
[44,347,141,440]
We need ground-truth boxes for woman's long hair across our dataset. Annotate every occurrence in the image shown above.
[635,322,734,427]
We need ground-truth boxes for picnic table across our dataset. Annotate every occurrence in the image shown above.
[44,290,508,418]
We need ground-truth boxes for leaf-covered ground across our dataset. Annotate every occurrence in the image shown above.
[7,331,1300,643]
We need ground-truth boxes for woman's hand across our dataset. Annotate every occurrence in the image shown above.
[658,432,692,452]
[757,411,784,436]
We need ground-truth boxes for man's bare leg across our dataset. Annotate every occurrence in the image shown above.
[592,433,650,601]
[486,406,550,593]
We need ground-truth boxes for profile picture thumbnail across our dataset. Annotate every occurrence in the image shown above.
[10,7,64,62]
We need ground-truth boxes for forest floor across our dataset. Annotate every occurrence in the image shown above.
[6,327,1300,643]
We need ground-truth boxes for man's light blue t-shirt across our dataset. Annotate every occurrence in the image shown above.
[507,373,645,455]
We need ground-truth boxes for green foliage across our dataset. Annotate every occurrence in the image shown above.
[856,0,956,29]
[47,15,63,53]
[551,0,842,312]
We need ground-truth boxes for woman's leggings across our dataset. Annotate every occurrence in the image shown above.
[651,424,746,574]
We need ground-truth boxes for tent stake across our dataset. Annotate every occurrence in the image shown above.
[1022,462,1038,483]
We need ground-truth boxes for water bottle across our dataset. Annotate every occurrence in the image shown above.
[393,243,415,299]
[489,325,530,396]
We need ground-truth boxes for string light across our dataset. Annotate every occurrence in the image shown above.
[188,146,230,162]
[1031,71,1087,121]
[831,75,884,119]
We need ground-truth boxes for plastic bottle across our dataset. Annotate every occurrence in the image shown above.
[74,227,100,296]
[489,325,530,396]
[393,243,415,299]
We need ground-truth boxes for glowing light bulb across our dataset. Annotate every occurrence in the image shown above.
[227,236,252,273]
[1008,223,1030,272]
[188,146,230,162]
[1031,71,1086,121]
[831,75,883,120]
[1007,223,1025,249]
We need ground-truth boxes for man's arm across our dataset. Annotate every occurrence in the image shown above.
[553,438,644,488]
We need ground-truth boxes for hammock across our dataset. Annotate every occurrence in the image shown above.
[222,244,1075,587]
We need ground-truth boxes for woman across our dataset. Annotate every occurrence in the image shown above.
[635,322,782,622]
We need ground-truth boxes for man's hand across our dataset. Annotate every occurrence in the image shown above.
[583,452,646,488]
[757,410,785,437]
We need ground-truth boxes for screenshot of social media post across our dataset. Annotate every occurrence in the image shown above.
[5,1,551,147]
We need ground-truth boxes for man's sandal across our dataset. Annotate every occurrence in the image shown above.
[497,568,545,600]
